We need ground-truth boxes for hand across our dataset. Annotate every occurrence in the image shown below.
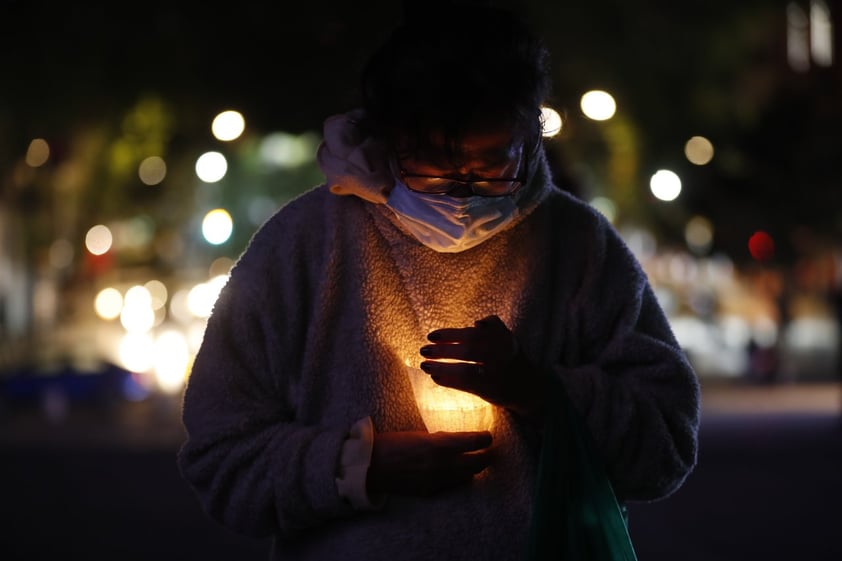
[419,315,545,421]
[367,430,493,497]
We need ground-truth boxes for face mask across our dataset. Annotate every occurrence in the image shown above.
[385,181,520,253]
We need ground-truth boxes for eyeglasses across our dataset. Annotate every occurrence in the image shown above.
[397,149,529,197]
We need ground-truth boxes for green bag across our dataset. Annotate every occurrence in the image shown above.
[526,376,638,561]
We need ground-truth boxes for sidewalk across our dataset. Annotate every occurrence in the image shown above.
[1,379,839,451]
[1,380,840,561]
[699,379,841,416]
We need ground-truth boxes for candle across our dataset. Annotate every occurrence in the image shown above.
[405,360,495,433]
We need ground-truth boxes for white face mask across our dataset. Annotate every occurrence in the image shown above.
[385,181,520,253]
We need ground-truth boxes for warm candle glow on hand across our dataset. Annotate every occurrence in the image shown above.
[417,315,546,424]
[406,363,495,433]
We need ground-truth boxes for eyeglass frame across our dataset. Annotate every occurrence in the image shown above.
[395,143,531,198]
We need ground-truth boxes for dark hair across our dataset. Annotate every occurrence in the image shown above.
[360,1,551,162]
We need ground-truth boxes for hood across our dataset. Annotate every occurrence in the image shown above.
[315,109,393,205]
[316,108,554,210]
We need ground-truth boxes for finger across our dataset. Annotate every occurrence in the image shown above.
[431,430,493,452]
[420,343,479,362]
[420,360,483,376]
[420,360,484,393]
[427,326,481,344]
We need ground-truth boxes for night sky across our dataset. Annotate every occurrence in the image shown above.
[4,0,801,133]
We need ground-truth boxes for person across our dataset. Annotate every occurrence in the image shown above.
[176,2,701,559]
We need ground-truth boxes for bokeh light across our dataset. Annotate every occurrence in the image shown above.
[259,132,319,168]
[195,151,228,183]
[94,287,123,320]
[589,196,617,222]
[187,275,229,318]
[153,330,191,393]
[211,110,246,141]
[169,289,193,324]
[119,333,155,373]
[748,230,775,261]
[540,106,562,137]
[25,138,50,167]
[684,136,715,165]
[144,280,168,310]
[138,156,167,185]
[580,90,617,121]
[85,225,113,255]
[685,216,714,255]
[120,285,155,333]
[753,315,779,348]
[201,209,233,245]
[810,0,834,67]
[209,256,235,278]
[649,169,682,201]
[186,320,208,353]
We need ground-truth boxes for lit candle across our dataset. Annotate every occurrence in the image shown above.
[405,359,495,433]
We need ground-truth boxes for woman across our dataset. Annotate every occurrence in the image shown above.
[177,3,700,559]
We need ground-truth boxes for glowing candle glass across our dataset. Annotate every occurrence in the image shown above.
[405,362,495,433]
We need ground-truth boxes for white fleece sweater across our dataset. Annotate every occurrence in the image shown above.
[177,145,700,560]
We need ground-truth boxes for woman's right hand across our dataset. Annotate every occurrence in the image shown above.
[366,430,494,497]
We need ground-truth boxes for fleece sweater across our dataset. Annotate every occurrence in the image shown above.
[177,150,701,560]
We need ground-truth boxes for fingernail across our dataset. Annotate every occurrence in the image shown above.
[420,362,433,373]
[428,332,441,341]
[420,346,433,357]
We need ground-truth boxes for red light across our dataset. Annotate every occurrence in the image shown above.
[748,231,775,262]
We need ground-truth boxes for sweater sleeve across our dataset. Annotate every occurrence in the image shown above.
[555,214,701,503]
[176,216,356,539]
[335,416,387,511]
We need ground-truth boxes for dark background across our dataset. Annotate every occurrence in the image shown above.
[2,1,842,560]
[3,0,841,263]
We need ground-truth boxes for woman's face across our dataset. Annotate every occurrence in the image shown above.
[398,128,522,178]
[395,128,526,197]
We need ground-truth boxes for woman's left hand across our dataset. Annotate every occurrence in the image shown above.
[420,315,545,422]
